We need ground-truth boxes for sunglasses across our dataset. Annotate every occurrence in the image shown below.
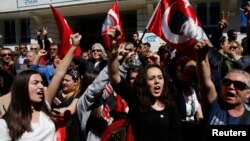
[229,46,237,50]
[31,48,38,50]
[125,48,134,52]
[2,53,12,57]
[222,78,250,90]
[19,47,27,50]
[92,49,101,52]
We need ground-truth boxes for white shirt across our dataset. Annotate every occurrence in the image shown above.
[183,88,200,121]
[18,55,26,65]
[94,61,100,68]
[0,112,56,141]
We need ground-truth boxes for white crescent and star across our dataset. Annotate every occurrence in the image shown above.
[161,1,208,44]
[162,2,190,44]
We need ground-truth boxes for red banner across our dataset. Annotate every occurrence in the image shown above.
[50,5,81,59]
[102,1,125,48]
[146,0,209,55]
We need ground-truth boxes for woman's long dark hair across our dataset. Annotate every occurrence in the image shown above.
[134,64,174,111]
[4,70,49,140]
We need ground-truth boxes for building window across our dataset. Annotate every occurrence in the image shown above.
[196,2,220,34]
[197,3,207,25]
[69,10,136,49]
[20,19,30,43]
[209,2,220,25]
[4,20,16,44]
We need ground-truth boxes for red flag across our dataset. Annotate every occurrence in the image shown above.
[50,5,81,59]
[102,1,125,48]
[146,0,209,55]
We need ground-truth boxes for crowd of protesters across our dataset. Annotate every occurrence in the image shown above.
[0,2,250,141]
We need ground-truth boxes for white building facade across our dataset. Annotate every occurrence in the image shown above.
[0,0,246,51]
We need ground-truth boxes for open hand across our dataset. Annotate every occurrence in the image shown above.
[43,27,48,36]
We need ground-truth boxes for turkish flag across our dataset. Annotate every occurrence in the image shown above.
[50,5,81,59]
[102,1,125,48]
[146,0,209,55]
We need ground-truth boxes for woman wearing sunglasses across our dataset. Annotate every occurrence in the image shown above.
[73,43,108,76]
[194,39,250,125]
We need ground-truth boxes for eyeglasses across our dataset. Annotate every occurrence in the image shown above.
[92,49,101,52]
[19,47,27,50]
[229,46,237,50]
[2,53,12,57]
[222,78,250,90]
[30,48,38,50]
[50,48,57,51]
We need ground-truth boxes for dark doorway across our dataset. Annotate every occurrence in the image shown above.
[67,10,137,51]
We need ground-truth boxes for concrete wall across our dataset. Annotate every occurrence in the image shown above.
[136,3,154,33]
[0,1,17,12]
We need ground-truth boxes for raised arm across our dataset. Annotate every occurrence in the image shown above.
[45,33,82,105]
[77,26,130,135]
[42,27,51,51]
[36,27,43,49]
[77,63,129,134]
[107,26,125,84]
[194,40,217,105]
[32,49,47,65]
[210,11,228,48]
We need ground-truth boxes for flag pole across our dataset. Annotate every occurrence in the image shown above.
[139,29,147,44]
[146,0,161,29]
[137,0,161,50]
[135,28,147,52]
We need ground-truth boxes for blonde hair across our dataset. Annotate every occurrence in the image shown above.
[229,40,243,55]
